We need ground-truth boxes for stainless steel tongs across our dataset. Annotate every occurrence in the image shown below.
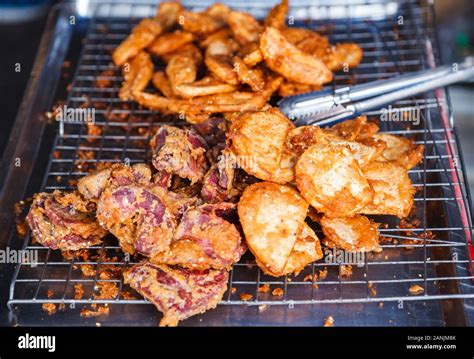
[278,56,474,127]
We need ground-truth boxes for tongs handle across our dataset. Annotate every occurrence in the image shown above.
[280,57,474,126]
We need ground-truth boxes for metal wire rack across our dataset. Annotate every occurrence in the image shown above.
[7,0,474,325]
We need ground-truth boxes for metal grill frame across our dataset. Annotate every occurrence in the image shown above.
[4,0,474,325]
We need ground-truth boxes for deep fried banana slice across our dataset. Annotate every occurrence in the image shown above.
[227,11,262,46]
[174,76,237,99]
[323,43,363,71]
[320,215,381,252]
[151,71,174,98]
[295,143,373,217]
[264,0,288,29]
[260,27,333,86]
[359,161,415,218]
[147,30,194,56]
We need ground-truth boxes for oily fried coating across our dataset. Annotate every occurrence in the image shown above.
[199,28,233,48]
[166,45,202,93]
[124,262,228,327]
[233,56,265,91]
[227,11,262,46]
[282,27,321,45]
[119,51,153,101]
[326,115,377,141]
[295,32,330,58]
[359,161,415,218]
[154,1,183,29]
[258,222,323,277]
[27,191,107,251]
[260,27,333,86]
[174,76,237,99]
[179,9,226,34]
[320,215,381,252]
[152,203,243,270]
[285,125,382,168]
[205,38,239,85]
[278,80,321,97]
[112,19,162,66]
[238,182,314,276]
[295,143,373,218]
[206,3,231,22]
[151,71,174,98]
[264,0,288,29]
[323,43,363,71]
[229,108,295,183]
[147,31,194,56]
[373,133,424,169]
[240,43,264,67]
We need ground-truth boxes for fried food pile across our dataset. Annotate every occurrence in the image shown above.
[112,0,363,123]
[24,1,424,326]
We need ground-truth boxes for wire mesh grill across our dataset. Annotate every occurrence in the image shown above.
[7,0,474,318]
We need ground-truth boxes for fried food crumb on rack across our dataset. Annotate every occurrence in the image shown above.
[23,1,426,326]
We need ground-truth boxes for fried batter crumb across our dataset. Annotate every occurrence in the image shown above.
[323,316,334,327]
[271,288,284,297]
[318,268,328,280]
[258,304,268,312]
[409,284,424,295]
[231,287,237,294]
[93,282,119,300]
[258,284,270,293]
[80,264,96,277]
[239,293,253,301]
[47,290,54,298]
[339,265,353,277]
[80,306,110,317]
[74,283,84,300]
[368,282,377,296]
[42,303,57,315]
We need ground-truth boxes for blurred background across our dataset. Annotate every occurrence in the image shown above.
[0,0,473,209]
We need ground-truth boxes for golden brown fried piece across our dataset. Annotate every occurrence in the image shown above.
[264,0,288,29]
[154,1,183,29]
[174,76,237,98]
[295,143,373,218]
[229,108,295,183]
[205,38,239,85]
[199,28,233,48]
[323,43,363,71]
[240,43,264,67]
[282,27,320,45]
[320,215,381,252]
[151,71,174,98]
[278,81,321,97]
[132,75,281,119]
[206,3,231,22]
[238,182,321,276]
[260,27,333,86]
[119,51,153,101]
[359,161,415,218]
[165,45,202,93]
[179,9,226,34]
[227,11,262,46]
[233,56,265,91]
[326,115,377,141]
[112,19,162,66]
[147,30,194,56]
[373,133,424,169]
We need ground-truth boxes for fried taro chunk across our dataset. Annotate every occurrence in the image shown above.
[320,215,381,252]
[150,125,209,184]
[229,108,295,184]
[124,262,228,326]
[27,191,107,251]
[295,143,373,218]
[238,182,323,277]
[152,203,244,270]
